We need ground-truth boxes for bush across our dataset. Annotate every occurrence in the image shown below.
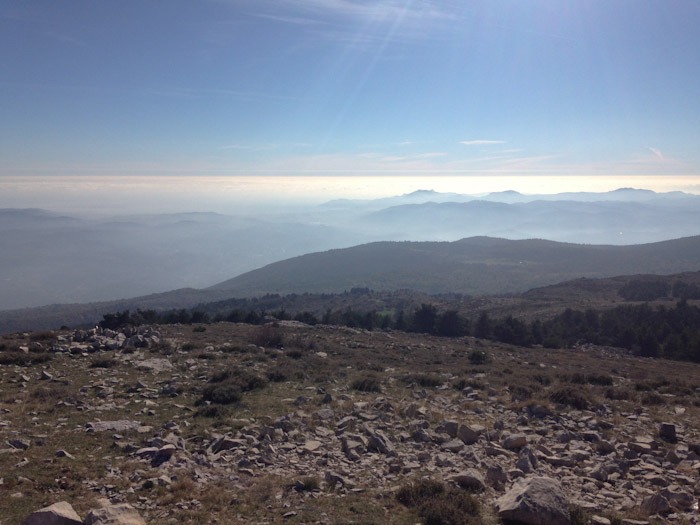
[0,352,52,366]
[266,368,288,382]
[396,479,480,525]
[192,325,206,333]
[403,374,442,388]
[293,476,320,492]
[549,386,590,410]
[351,375,381,393]
[197,367,268,405]
[468,349,489,365]
[252,325,285,348]
[199,383,242,405]
[640,392,666,405]
[89,358,117,369]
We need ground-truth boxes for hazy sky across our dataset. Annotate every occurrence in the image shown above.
[2,1,700,200]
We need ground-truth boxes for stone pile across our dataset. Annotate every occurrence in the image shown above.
[51,326,161,354]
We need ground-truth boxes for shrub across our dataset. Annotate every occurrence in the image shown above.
[510,385,532,402]
[403,374,442,388]
[0,352,52,366]
[89,358,117,369]
[532,374,552,386]
[452,378,485,391]
[192,325,206,333]
[293,476,320,492]
[549,386,590,410]
[199,383,242,405]
[640,392,666,405]
[468,349,489,365]
[266,368,288,382]
[396,479,445,507]
[252,325,285,348]
[396,479,480,525]
[351,375,381,393]
[197,367,268,405]
[209,368,267,392]
[563,373,613,386]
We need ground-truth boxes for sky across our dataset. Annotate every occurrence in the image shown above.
[2,0,700,211]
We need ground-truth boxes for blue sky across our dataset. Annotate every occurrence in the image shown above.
[2,1,700,191]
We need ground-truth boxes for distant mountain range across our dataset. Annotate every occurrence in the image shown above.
[1,187,699,311]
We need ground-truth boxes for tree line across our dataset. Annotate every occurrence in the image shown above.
[100,299,700,363]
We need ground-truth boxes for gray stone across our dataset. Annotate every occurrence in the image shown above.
[503,433,528,450]
[496,476,571,525]
[640,492,671,515]
[84,498,146,525]
[21,501,83,525]
[450,469,486,492]
[457,424,483,445]
[440,439,464,453]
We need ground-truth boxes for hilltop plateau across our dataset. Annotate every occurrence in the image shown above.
[2,321,700,524]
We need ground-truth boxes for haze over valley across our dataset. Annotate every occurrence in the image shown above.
[2,187,700,312]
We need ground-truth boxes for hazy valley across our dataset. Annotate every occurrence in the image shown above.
[3,188,700,313]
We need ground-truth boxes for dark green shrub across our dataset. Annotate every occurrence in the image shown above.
[510,385,532,402]
[403,374,442,388]
[396,479,480,525]
[293,476,320,492]
[587,374,613,386]
[192,325,206,333]
[351,375,381,393]
[0,352,52,366]
[197,367,268,405]
[532,374,552,386]
[199,383,242,405]
[89,358,117,369]
[266,368,287,382]
[252,325,285,348]
[396,480,445,507]
[209,368,267,392]
[452,378,485,391]
[468,349,489,365]
[640,392,666,405]
[550,386,590,410]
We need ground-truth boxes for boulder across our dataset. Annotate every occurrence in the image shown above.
[450,469,486,492]
[457,424,483,445]
[503,433,528,450]
[21,501,83,525]
[496,476,571,525]
[84,499,146,525]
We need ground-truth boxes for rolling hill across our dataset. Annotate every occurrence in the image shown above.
[210,235,700,297]
[4,235,700,334]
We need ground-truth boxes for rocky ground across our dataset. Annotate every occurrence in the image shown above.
[2,321,700,524]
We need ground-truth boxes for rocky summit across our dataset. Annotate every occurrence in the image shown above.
[2,321,700,524]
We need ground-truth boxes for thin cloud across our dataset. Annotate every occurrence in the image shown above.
[460,140,506,146]
[249,0,459,44]
[254,13,321,26]
[649,147,664,160]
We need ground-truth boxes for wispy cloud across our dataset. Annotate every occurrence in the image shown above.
[254,13,321,26]
[460,140,506,146]
[246,0,459,45]
[221,142,312,151]
[649,147,664,160]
